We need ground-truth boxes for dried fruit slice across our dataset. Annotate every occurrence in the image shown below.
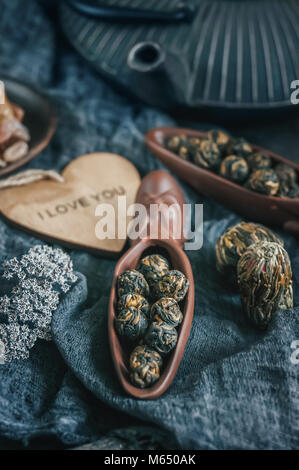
[3,141,29,162]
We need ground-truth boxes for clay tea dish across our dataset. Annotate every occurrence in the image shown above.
[145,127,299,238]
[108,170,195,399]
[0,76,56,177]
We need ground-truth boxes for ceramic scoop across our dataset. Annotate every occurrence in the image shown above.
[145,127,299,238]
[108,170,195,399]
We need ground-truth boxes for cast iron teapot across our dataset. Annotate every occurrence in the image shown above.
[60,0,299,120]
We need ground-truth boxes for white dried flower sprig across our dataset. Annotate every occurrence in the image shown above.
[0,245,77,363]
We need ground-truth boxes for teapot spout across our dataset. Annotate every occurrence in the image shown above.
[127,41,182,108]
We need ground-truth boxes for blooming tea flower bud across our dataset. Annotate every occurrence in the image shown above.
[237,242,292,329]
[215,222,283,275]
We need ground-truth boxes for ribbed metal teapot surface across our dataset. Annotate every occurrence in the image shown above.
[60,0,299,119]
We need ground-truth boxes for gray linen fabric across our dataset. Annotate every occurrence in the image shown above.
[0,0,298,450]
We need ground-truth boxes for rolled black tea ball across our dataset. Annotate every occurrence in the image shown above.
[117,269,149,298]
[130,345,162,388]
[164,134,186,153]
[118,293,149,317]
[144,321,178,355]
[220,155,249,183]
[227,138,253,158]
[207,129,230,153]
[276,163,298,197]
[277,182,291,198]
[137,254,169,288]
[237,242,293,329]
[191,138,221,170]
[115,307,148,341]
[288,184,299,199]
[154,269,189,302]
[189,137,201,147]
[215,222,283,275]
[247,152,272,170]
[150,297,183,327]
[275,163,297,185]
[177,142,191,160]
[247,168,280,196]
[164,134,190,160]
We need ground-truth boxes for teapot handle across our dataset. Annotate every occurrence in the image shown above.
[65,0,195,23]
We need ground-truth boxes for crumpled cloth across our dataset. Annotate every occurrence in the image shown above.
[0,0,298,450]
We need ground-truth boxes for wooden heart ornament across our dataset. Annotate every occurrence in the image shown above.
[0,153,141,257]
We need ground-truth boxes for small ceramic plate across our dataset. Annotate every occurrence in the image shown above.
[0,76,56,177]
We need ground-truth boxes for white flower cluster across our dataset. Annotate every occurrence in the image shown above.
[0,245,77,363]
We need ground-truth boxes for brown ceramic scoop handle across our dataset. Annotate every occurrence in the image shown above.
[130,170,186,247]
[108,170,195,399]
